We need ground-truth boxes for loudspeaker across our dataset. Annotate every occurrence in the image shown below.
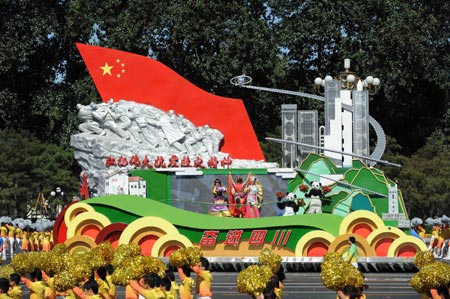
[281,104,298,168]
[298,110,318,157]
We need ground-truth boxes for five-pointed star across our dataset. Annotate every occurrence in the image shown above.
[100,62,114,76]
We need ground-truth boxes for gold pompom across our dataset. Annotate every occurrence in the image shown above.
[40,251,55,276]
[142,256,167,278]
[259,248,282,273]
[409,271,427,294]
[0,265,14,279]
[123,256,147,281]
[11,253,36,274]
[323,252,343,263]
[413,250,435,270]
[54,271,78,292]
[237,265,273,298]
[111,244,142,268]
[320,252,364,291]
[185,247,203,266]
[110,267,130,286]
[51,244,69,255]
[66,253,91,282]
[410,262,450,294]
[169,247,202,267]
[90,242,115,269]
[169,248,189,267]
[119,255,168,282]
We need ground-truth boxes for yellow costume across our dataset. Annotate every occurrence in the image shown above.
[96,278,111,299]
[129,281,165,299]
[106,275,116,299]
[170,281,179,299]
[21,277,46,299]
[8,286,22,299]
[0,226,9,258]
[42,234,51,252]
[192,266,213,298]
[125,285,139,299]
[177,268,194,299]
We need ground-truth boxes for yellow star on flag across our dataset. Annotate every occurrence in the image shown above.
[100,62,114,76]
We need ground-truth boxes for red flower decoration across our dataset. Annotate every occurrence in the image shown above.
[322,186,331,194]
[299,184,309,192]
[276,192,285,200]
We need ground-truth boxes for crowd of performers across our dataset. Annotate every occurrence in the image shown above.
[0,217,55,261]
[1,237,449,298]
[410,216,450,260]
[0,243,294,299]
[208,174,264,218]
[0,243,210,299]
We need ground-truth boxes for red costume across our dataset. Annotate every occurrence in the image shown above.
[228,174,250,218]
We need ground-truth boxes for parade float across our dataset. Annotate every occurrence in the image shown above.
[53,43,426,271]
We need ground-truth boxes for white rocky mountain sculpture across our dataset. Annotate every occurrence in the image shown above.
[71,100,275,195]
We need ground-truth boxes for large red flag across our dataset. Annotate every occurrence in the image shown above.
[76,43,264,161]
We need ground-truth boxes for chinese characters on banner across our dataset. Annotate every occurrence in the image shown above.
[199,229,292,247]
[105,155,232,169]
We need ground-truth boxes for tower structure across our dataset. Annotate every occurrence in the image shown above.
[315,59,379,167]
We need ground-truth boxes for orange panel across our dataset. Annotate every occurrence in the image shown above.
[81,224,101,239]
[353,223,372,238]
[375,238,393,256]
[139,235,158,256]
[397,245,417,257]
[307,242,328,257]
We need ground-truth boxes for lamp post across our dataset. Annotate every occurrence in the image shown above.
[49,187,65,219]
[314,59,380,95]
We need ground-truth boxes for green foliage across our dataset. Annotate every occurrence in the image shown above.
[0,129,80,217]
[395,131,450,218]
[260,129,282,165]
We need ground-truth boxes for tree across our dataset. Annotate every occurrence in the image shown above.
[267,0,450,154]
[397,131,450,218]
[0,129,80,218]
